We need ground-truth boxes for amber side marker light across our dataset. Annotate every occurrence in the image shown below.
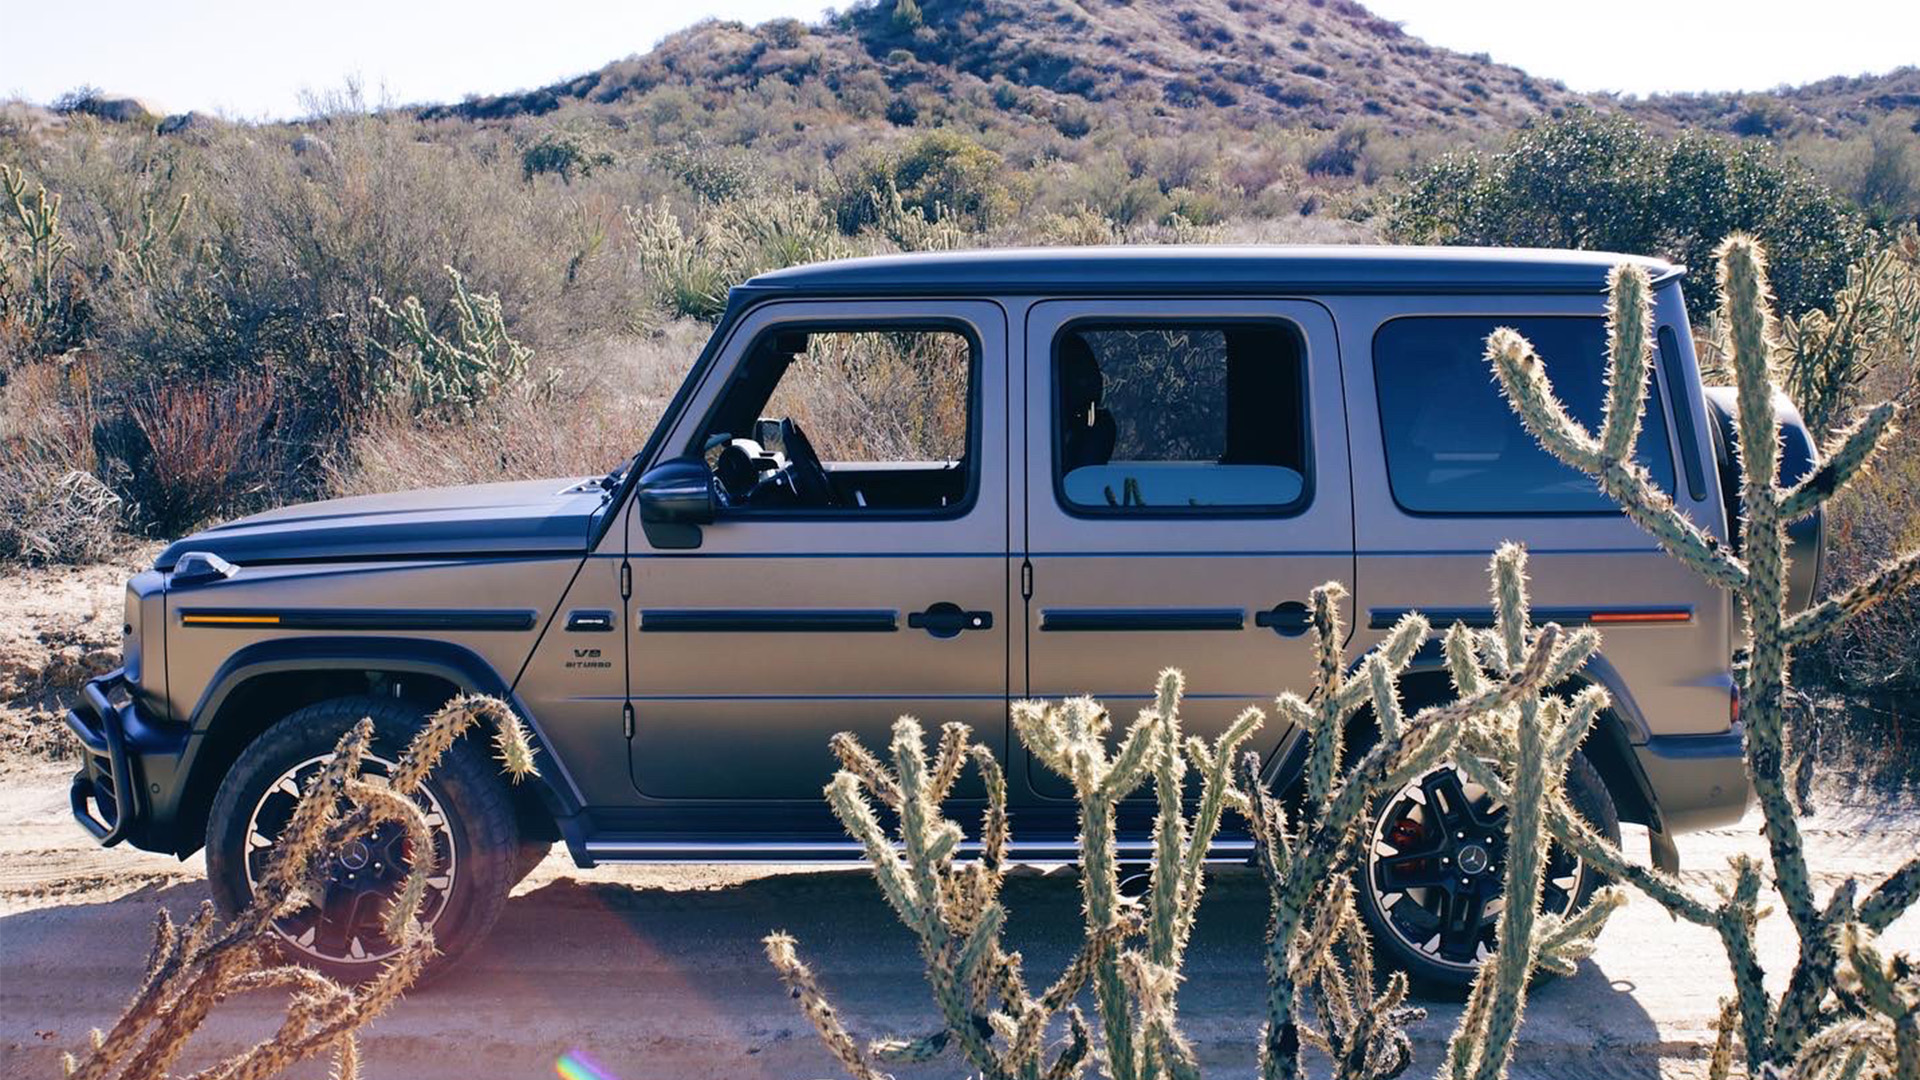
[182,614,281,625]
[1588,610,1691,624]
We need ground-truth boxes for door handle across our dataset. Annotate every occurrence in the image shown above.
[909,602,993,639]
[1256,601,1313,637]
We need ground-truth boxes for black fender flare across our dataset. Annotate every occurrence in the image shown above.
[175,636,583,835]
[1266,641,1663,839]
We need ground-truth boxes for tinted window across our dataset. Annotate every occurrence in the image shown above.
[1373,317,1675,515]
[1054,323,1309,514]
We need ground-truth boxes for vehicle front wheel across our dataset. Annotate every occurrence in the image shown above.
[1353,751,1619,992]
[205,695,520,985]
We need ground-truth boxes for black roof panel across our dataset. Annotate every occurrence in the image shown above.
[738,245,1681,300]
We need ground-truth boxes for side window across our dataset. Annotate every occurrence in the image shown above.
[1053,322,1310,515]
[696,326,976,514]
[1373,316,1676,515]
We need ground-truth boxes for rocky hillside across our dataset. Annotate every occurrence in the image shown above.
[426,0,1587,136]
[423,0,1917,143]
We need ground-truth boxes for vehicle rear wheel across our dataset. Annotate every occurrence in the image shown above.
[1352,750,1618,993]
[205,695,519,985]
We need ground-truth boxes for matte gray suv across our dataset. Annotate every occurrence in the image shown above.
[68,246,1813,986]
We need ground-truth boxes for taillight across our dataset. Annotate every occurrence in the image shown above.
[1730,684,1741,728]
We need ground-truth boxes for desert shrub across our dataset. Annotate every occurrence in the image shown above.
[0,359,120,563]
[628,193,845,321]
[520,126,617,183]
[655,141,761,203]
[831,131,1015,234]
[337,325,701,494]
[127,375,280,534]
[1386,111,1868,319]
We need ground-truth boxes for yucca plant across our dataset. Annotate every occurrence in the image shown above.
[61,695,537,1080]
[1487,235,1920,1077]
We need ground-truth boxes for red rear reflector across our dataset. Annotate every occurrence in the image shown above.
[1589,610,1691,624]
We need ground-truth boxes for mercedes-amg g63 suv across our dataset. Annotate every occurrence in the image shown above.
[68,246,1817,986]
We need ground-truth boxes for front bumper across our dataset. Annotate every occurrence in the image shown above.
[66,668,188,848]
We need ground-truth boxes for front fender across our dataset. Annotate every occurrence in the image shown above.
[163,636,583,854]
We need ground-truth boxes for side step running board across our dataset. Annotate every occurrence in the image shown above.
[578,837,1257,865]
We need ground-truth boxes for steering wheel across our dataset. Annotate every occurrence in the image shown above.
[779,418,835,507]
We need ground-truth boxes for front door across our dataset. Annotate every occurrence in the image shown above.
[627,301,1010,803]
[1020,299,1354,799]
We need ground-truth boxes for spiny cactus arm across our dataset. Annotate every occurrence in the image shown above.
[1599,264,1656,461]
[1707,998,1743,1080]
[1329,613,1428,722]
[1488,329,1751,592]
[1011,701,1068,780]
[1838,923,1918,1027]
[1713,856,1777,1071]
[826,772,930,936]
[968,745,1012,876]
[1172,706,1264,945]
[1530,887,1627,977]
[388,695,538,796]
[832,730,905,809]
[1782,549,1920,647]
[764,932,891,1080]
[336,779,438,941]
[245,720,370,927]
[1147,676,1191,967]
[1007,922,1127,1066]
[1101,707,1159,801]
[1778,402,1897,522]
[927,722,972,804]
[1718,237,1783,512]
[1861,855,1920,933]
[1781,1021,1893,1080]
[1540,625,1603,687]
[1547,684,1610,767]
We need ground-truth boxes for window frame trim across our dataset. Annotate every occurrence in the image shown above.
[1369,313,1680,519]
[680,316,986,524]
[1047,315,1318,521]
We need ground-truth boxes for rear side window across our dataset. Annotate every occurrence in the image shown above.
[1373,316,1675,515]
[1053,322,1310,515]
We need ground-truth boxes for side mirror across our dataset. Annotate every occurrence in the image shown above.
[635,456,715,549]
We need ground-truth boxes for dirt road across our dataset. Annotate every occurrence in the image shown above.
[2,758,1914,1080]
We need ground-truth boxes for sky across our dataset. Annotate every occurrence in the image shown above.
[2,0,1915,121]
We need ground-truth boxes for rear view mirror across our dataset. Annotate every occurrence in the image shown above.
[636,456,715,548]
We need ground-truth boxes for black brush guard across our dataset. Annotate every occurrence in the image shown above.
[65,668,186,847]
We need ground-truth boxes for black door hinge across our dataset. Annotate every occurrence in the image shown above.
[622,701,635,739]
[619,561,632,600]
[1020,559,1034,601]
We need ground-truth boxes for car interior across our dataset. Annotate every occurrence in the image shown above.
[698,329,973,512]
[1056,324,1309,510]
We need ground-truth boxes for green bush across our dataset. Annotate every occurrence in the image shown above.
[1386,110,1869,319]
[520,127,616,183]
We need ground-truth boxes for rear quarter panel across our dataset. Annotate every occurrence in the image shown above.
[1331,287,1736,741]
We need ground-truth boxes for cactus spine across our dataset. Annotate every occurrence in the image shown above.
[1489,235,1920,1076]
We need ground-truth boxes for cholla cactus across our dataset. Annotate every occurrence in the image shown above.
[765,718,1110,1080]
[371,265,544,414]
[1488,235,1920,1074]
[1236,581,1568,1080]
[1015,671,1262,1080]
[1428,545,1627,1080]
[62,696,537,1080]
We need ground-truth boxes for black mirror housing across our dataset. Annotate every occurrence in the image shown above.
[636,456,715,548]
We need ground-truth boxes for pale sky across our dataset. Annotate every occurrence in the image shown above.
[1,0,1914,120]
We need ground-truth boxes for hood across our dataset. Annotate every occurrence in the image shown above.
[155,478,610,571]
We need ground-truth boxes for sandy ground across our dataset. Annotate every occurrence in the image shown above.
[0,752,1913,1080]
[0,549,160,759]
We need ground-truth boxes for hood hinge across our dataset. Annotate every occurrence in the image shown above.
[622,701,634,739]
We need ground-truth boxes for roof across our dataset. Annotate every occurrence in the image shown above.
[738,245,1682,300]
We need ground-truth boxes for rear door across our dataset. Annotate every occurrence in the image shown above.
[1019,299,1354,798]
[626,300,1011,803]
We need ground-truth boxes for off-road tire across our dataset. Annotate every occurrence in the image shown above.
[1352,749,1619,994]
[206,695,519,985]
